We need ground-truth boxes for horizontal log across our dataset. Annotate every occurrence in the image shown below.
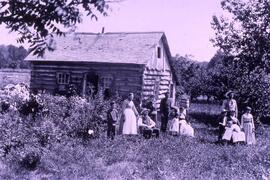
[144,72,171,76]
[33,64,143,72]
[115,77,142,82]
[32,70,143,77]
[31,77,55,82]
[30,84,55,90]
[143,82,155,86]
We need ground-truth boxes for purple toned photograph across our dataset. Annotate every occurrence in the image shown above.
[0,0,269,179]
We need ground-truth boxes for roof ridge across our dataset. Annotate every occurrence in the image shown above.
[74,31,165,35]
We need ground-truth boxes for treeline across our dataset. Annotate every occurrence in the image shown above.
[172,51,270,121]
[0,45,29,69]
[172,51,245,101]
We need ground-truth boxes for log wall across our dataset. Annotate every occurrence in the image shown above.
[142,67,175,106]
[30,61,144,99]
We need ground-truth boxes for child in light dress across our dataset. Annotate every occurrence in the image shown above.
[178,107,194,137]
[222,110,245,144]
[169,109,180,136]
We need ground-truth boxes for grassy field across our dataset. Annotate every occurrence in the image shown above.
[1,113,269,179]
[0,69,30,88]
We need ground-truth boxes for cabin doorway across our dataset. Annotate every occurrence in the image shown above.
[82,72,99,97]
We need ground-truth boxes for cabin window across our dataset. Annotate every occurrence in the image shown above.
[102,77,113,89]
[57,73,70,85]
[157,47,161,59]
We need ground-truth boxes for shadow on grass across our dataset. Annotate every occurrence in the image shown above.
[189,113,219,127]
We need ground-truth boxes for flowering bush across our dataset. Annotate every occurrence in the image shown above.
[0,84,122,166]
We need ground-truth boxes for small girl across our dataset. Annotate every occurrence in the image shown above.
[169,109,179,136]
[179,107,194,137]
[241,106,256,145]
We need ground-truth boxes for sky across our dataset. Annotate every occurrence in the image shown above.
[0,0,224,61]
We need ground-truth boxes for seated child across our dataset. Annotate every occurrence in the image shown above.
[138,108,159,139]
[178,107,194,137]
[222,110,245,144]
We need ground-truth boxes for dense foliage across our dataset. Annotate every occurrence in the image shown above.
[171,55,208,100]
[210,0,270,119]
[0,45,29,69]
[0,84,121,160]
[0,0,117,56]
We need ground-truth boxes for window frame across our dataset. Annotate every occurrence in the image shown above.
[102,76,113,89]
[56,72,71,85]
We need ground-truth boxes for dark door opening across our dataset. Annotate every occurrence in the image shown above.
[83,72,99,97]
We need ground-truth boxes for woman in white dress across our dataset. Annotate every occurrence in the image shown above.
[222,110,245,144]
[121,93,139,135]
[178,107,194,137]
[240,107,256,145]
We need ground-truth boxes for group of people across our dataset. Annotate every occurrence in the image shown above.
[218,91,256,145]
[107,90,257,146]
[107,92,194,140]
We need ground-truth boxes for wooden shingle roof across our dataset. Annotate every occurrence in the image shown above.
[25,32,169,65]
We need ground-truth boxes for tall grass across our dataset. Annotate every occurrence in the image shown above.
[0,95,269,179]
[1,119,269,179]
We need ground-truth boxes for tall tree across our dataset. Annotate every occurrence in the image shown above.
[0,0,117,57]
[211,0,270,119]
[171,55,208,100]
[0,45,28,68]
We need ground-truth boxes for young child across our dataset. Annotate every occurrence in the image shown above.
[222,110,245,144]
[169,109,180,136]
[178,107,194,137]
[107,101,118,140]
[241,106,256,145]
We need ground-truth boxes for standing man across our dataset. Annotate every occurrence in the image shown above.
[160,92,172,132]
[222,91,238,117]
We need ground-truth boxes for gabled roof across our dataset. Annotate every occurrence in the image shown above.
[25,32,169,65]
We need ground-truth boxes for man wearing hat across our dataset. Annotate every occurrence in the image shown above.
[107,101,118,140]
[138,108,159,139]
[222,91,238,117]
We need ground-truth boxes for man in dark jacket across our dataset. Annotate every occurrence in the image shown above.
[160,92,172,132]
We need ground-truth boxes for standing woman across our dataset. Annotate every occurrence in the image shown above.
[241,107,256,145]
[120,93,139,135]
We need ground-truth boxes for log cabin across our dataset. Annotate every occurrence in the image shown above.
[25,32,178,106]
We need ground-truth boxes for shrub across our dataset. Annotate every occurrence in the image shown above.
[20,152,40,171]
